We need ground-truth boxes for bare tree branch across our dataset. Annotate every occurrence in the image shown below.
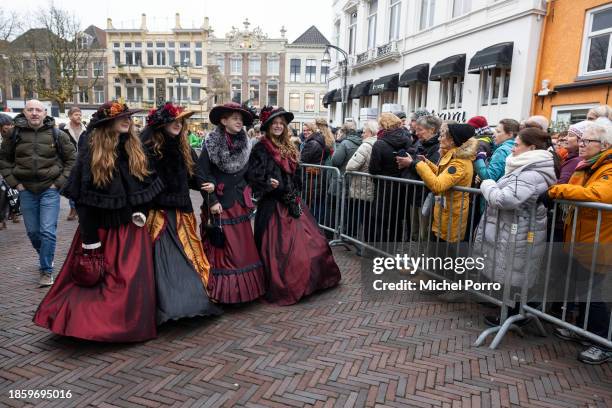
[0,8,21,41]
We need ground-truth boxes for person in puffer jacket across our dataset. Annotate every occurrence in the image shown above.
[474,127,558,327]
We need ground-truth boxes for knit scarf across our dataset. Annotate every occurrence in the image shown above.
[575,152,602,172]
[504,149,553,175]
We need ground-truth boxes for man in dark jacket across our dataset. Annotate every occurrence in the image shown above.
[0,100,76,286]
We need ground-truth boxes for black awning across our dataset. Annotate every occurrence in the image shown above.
[468,42,514,73]
[349,80,373,99]
[429,54,466,81]
[332,88,343,102]
[399,63,429,87]
[322,89,337,106]
[370,74,399,95]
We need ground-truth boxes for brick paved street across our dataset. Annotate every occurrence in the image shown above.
[1,195,611,408]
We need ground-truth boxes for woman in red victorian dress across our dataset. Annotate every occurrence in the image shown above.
[247,106,341,305]
[197,102,265,304]
[33,101,163,342]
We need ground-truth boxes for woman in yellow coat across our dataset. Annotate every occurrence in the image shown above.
[413,123,478,242]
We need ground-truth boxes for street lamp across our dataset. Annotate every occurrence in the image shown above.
[170,58,190,105]
[322,44,349,124]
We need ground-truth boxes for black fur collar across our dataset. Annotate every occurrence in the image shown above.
[204,127,251,173]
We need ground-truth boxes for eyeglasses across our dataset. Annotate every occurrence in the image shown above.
[578,138,601,146]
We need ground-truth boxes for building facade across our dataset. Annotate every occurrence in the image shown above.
[327,0,546,127]
[106,13,211,124]
[531,0,612,126]
[284,26,330,132]
[207,19,287,117]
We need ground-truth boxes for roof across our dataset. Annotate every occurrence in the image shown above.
[83,25,107,49]
[290,26,329,46]
[11,28,61,50]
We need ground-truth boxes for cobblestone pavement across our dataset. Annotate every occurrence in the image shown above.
[0,196,611,407]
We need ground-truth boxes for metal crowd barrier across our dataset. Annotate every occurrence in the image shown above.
[297,163,612,351]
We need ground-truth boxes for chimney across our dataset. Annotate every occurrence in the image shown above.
[203,17,210,30]
[174,13,181,29]
[140,13,147,30]
[106,18,114,30]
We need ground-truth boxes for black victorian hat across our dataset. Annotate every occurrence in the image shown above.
[87,101,143,130]
[146,102,194,127]
[259,106,294,132]
[209,102,254,127]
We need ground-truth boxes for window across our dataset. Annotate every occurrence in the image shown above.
[452,0,471,18]
[368,0,378,49]
[124,42,132,48]
[289,92,300,111]
[113,51,120,66]
[191,85,200,101]
[320,62,329,83]
[231,56,242,74]
[114,86,121,99]
[12,83,20,98]
[77,63,88,78]
[156,42,165,48]
[348,11,357,55]
[304,93,315,112]
[249,80,260,107]
[77,86,89,104]
[134,42,142,48]
[231,80,242,103]
[125,51,141,66]
[439,76,463,110]
[267,80,278,106]
[156,50,166,66]
[168,51,175,66]
[113,42,120,48]
[180,42,189,49]
[147,86,154,101]
[195,50,202,67]
[480,68,510,106]
[552,104,597,125]
[249,56,261,75]
[290,59,301,82]
[195,42,202,49]
[267,57,279,75]
[389,0,401,41]
[408,83,428,112]
[147,42,153,48]
[217,56,225,72]
[179,51,190,66]
[93,61,103,77]
[147,50,154,65]
[582,5,612,74]
[420,0,436,30]
[94,86,104,104]
[305,59,316,83]
[319,94,327,112]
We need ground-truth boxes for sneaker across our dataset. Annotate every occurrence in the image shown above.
[39,273,54,287]
[484,315,531,328]
[578,345,612,365]
[554,328,591,346]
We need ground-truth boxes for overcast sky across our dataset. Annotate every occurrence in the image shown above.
[5,0,333,43]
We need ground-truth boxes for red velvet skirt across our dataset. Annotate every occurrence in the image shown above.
[33,224,157,342]
[200,203,265,304]
[259,203,341,306]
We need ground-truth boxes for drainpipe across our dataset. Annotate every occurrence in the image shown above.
[530,0,552,118]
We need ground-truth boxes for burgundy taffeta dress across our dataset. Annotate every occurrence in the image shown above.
[247,137,341,305]
[33,133,163,342]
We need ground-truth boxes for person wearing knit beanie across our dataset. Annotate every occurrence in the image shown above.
[467,116,488,131]
[568,120,589,139]
[448,123,476,147]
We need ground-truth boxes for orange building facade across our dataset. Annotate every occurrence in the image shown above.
[532,0,612,126]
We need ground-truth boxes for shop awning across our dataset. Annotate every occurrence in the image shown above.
[429,54,466,81]
[370,73,399,95]
[468,42,514,73]
[332,88,344,102]
[322,89,337,106]
[349,80,373,99]
[399,63,429,87]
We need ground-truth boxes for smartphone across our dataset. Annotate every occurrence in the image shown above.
[395,149,408,157]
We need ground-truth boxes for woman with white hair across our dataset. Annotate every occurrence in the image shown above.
[345,120,378,241]
[586,105,612,121]
[546,121,612,365]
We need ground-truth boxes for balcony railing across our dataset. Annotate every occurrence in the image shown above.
[377,41,398,58]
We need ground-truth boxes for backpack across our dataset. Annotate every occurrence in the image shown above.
[10,127,66,161]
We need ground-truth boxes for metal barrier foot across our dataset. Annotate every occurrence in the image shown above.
[526,313,548,337]
[489,315,527,349]
[473,326,502,347]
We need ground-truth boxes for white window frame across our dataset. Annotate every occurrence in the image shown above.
[479,68,510,106]
[580,4,612,76]
[267,80,278,106]
[76,86,89,104]
[289,92,300,112]
[368,0,378,50]
[249,79,260,107]
[267,56,280,76]
[420,0,436,31]
[304,92,315,112]
[439,76,464,110]
[93,61,104,77]
[249,56,261,75]
[389,0,401,41]
[230,56,242,75]
[452,0,471,18]
[551,103,598,124]
[408,83,428,113]
[290,58,301,82]
[231,80,242,103]
[93,86,104,104]
[305,59,317,83]
[320,62,329,83]
[347,11,358,55]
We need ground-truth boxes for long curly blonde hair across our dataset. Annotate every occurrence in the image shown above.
[89,123,149,188]
[146,119,195,177]
[314,118,334,150]
[266,118,299,161]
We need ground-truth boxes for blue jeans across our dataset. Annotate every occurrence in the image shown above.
[19,188,60,275]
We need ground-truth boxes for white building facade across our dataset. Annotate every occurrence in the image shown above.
[327,0,547,127]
